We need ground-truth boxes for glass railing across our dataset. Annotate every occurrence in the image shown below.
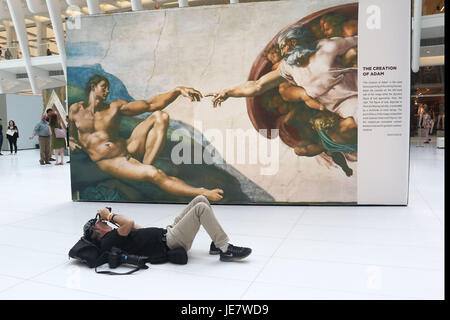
[0,41,58,61]
[0,45,22,60]
[32,42,59,57]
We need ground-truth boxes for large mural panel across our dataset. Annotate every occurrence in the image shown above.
[66,0,409,204]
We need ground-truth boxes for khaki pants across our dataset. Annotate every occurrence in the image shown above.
[166,195,229,251]
[38,136,51,163]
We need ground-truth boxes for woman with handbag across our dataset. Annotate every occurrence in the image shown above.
[6,120,19,155]
[49,113,66,165]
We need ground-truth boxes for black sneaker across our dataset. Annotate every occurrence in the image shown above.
[209,242,222,255]
[220,244,252,262]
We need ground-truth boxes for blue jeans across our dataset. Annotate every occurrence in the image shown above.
[0,135,3,153]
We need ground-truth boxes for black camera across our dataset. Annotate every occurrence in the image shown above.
[108,247,149,269]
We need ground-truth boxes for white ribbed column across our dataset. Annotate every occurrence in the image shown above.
[46,0,67,79]
[178,0,189,8]
[411,0,422,72]
[131,0,143,11]
[66,0,84,6]
[86,0,101,14]
[25,0,48,13]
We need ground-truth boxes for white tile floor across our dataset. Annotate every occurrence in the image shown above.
[0,137,444,300]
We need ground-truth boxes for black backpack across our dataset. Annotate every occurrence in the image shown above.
[68,237,146,275]
[69,237,105,267]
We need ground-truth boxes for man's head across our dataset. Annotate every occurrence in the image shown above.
[49,113,59,127]
[86,75,110,101]
[83,216,113,242]
[277,26,317,66]
[92,220,113,240]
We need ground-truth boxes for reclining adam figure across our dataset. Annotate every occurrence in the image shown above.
[84,195,252,263]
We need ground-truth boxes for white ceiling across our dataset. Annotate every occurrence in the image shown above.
[0,0,445,95]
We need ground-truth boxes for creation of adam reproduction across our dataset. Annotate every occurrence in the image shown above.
[66,0,362,205]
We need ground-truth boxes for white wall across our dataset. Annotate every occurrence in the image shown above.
[3,93,43,151]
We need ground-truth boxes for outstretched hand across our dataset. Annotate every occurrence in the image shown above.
[69,138,83,153]
[203,188,224,202]
[177,86,203,102]
[205,90,229,108]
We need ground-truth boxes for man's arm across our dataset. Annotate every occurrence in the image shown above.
[119,86,203,116]
[206,69,285,108]
[68,104,83,152]
[29,123,40,139]
[98,208,138,236]
[319,35,358,56]
[278,82,325,111]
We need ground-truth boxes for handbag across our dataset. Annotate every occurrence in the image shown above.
[54,127,66,139]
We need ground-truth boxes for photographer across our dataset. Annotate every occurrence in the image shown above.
[89,195,252,263]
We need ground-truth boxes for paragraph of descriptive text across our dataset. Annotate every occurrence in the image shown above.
[361,80,403,133]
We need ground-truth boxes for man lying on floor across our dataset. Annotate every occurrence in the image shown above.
[85,196,252,264]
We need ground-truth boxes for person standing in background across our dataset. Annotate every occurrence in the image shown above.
[29,114,51,165]
[437,102,445,130]
[45,108,52,122]
[49,113,66,165]
[417,104,425,128]
[6,120,19,155]
[423,107,432,144]
[0,118,4,155]
[45,108,56,161]
[429,104,437,135]
[4,48,12,60]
